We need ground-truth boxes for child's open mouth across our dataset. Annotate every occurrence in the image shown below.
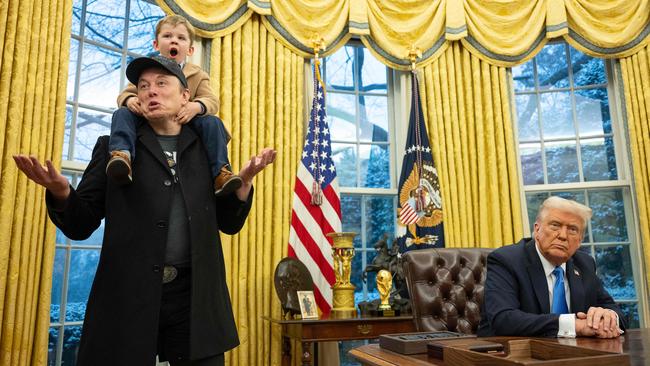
[170,48,178,57]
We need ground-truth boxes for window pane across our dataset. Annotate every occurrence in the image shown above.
[358,96,388,142]
[341,195,361,243]
[617,303,640,329]
[516,94,539,141]
[540,91,574,139]
[51,249,66,323]
[128,0,165,54]
[325,46,354,91]
[571,47,606,87]
[512,63,535,91]
[68,39,79,101]
[520,143,543,185]
[332,143,357,187]
[581,137,617,181]
[576,87,611,136]
[351,250,364,302]
[72,0,83,36]
[48,327,59,366]
[360,48,387,93]
[545,140,579,183]
[327,93,356,142]
[525,192,548,232]
[78,44,122,109]
[63,106,73,161]
[536,44,569,89]
[62,325,83,366]
[85,0,126,47]
[65,249,100,322]
[360,144,390,188]
[364,196,395,245]
[589,189,628,242]
[74,107,111,162]
[595,245,636,299]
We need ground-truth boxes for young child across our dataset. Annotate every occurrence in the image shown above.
[107,15,241,196]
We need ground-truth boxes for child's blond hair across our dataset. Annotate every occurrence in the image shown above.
[155,15,196,47]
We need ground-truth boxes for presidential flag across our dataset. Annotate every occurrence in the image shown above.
[288,60,341,315]
[396,71,445,252]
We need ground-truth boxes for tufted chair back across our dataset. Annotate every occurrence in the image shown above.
[402,248,492,334]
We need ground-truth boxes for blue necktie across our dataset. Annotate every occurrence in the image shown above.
[552,266,569,314]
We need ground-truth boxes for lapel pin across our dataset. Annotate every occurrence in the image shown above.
[574,269,580,277]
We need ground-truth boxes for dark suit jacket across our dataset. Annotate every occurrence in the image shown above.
[477,238,626,337]
[46,124,252,365]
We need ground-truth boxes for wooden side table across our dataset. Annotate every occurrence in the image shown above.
[263,315,416,366]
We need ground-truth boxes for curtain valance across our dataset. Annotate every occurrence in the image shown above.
[156,0,650,68]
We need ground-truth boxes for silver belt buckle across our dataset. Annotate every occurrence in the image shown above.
[162,265,178,284]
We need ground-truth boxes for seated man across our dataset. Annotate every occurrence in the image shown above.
[477,196,626,338]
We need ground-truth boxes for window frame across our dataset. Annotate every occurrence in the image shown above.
[512,41,649,327]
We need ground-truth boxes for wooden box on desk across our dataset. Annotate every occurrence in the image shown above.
[427,337,630,365]
[378,331,475,355]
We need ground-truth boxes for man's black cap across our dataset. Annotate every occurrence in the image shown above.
[126,55,188,88]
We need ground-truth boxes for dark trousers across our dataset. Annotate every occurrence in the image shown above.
[109,107,231,178]
[157,268,224,366]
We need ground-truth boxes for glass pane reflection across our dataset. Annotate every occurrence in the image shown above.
[128,0,165,54]
[581,137,617,181]
[589,189,627,242]
[331,143,357,187]
[84,0,127,47]
[519,143,543,185]
[360,145,390,188]
[74,107,111,163]
[540,92,574,139]
[78,43,121,109]
[358,95,388,142]
[536,43,569,89]
[65,249,100,322]
[595,245,636,299]
[545,140,579,184]
[516,94,539,141]
[325,46,355,90]
[360,48,387,93]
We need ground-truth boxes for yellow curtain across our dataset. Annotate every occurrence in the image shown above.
[0,0,71,365]
[619,48,650,292]
[158,0,650,68]
[419,42,524,248]
[208,14,304,366]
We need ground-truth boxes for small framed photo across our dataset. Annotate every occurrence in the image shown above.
[297,290,318,319]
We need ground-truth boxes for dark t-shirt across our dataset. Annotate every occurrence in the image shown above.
[156,134,191,267]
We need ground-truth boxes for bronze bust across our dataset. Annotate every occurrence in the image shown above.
[273,257,313,319]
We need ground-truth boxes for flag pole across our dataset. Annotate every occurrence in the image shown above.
[310,37,326,206]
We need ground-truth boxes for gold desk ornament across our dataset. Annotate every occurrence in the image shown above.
[376,269,395,316]
[327,232,357,319]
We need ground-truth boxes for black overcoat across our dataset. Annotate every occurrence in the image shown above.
[46,123,252,365]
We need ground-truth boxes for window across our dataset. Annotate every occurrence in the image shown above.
[50,1,164,364]
[322,42,397,363]
[512,42,643,328]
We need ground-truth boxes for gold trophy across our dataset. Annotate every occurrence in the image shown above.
[376,269,395,316]
[327,232,357,319]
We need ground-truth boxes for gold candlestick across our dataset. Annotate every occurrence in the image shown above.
[327,232,357,319]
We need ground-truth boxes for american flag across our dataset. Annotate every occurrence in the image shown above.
[288,60,341,316]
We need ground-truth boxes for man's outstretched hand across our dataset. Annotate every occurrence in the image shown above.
[236,148,276,200]
[13,155,70,201]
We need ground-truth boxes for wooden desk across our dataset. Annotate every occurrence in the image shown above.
[264,315,415,366]
[349,328,650,366]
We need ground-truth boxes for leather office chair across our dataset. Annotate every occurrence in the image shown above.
[402,248,492,334]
